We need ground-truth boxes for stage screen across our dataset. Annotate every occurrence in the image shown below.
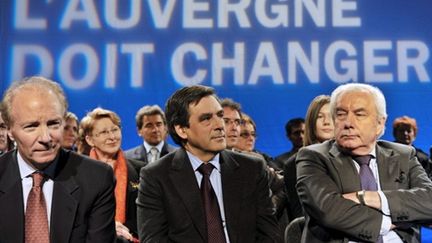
[1,0,431,156]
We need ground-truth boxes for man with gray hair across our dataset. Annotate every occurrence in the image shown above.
[125,105,176,165]
[296,83,432,242]
[0,76,116,242]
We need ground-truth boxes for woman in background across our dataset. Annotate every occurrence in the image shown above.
[284,95,334,221]
[80,107,142,243]
[61,111,79,151]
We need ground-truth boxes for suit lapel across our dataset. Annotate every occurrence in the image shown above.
[329,144,362,192]
[219,151,241,243]
[139,145,149,165]
[376,144,400,190]
[50,150,79,243]
[169,149,206,240]
[0,152,25,243]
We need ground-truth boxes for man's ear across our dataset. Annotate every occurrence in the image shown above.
[174,125,188,140]
[7,130,14,141]
[377,117,387,136]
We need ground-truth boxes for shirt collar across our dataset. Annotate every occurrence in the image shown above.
[17,150,59,179]
[144,141,164,153]
[186,151,221,172]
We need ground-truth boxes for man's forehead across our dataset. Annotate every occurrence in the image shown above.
[222,107,240,118]
[143,114,163,122]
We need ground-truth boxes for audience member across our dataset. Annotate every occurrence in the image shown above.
[81,107,143,242]
[61,111,79,151]
[220,98,242,149]
[283,95,333,221]
[274,118,305,169]
[77,115,92,155]
[0,108,14,155]
[296,83,432,242]
[137,85,281,242]
[0,76,116,242]
[235,112,287,233]
[393,115,431,176]
[124,105,176,165]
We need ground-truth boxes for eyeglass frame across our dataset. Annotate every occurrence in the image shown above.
[92,126,121,138]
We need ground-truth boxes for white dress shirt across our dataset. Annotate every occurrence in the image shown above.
[187,151,231,243]
[17,152,54,228]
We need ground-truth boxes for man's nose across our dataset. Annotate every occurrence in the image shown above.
[343,113,355,128]
[39,126,52,143]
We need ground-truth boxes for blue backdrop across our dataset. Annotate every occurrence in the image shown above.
[1,0,432,157]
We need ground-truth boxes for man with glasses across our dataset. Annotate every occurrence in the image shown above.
[125,105,176,165]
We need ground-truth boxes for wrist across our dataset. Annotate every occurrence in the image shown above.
[356,190,366,205]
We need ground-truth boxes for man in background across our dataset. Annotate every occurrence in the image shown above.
[274,118,305,169]
[125,105,176,165]
[220,98,242,150]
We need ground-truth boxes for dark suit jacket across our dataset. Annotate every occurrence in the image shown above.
[0,149,116,243]
[137,148,281,243]
[124,142,176,166]
[296,140,432,243]
[123,158,144,239]
[283,153,304,221]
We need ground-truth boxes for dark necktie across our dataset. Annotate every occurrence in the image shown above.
[25,172,50,243]
[353,155,383,243]
[198,163,226,243]
[353,155,378,191]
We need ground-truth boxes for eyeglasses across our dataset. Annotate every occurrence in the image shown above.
[93,127,120,138]
[240,132,257,138]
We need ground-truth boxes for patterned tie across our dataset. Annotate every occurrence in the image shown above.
[149,147,158,163]
[25,172,49,243]
[353,155,383,243]
[197,163,226,243]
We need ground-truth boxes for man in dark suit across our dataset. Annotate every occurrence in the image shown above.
[296,83,432,242]
[274,118,305,169]
[0,76,116,243]
[125,105,176,165]
[137,85,281,242]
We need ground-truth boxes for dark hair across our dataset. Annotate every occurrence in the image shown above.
[220,98,241,113]
[165,85,217,146]
[285,118,305,136]
[135,105,166,129]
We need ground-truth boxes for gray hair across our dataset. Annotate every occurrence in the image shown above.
[330,83,387,137]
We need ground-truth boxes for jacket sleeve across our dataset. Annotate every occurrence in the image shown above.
[383,147,432,224]
[296,147,383,242]
[137,168,170,243]
[86,166,117,243]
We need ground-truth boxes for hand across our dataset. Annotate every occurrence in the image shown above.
[342,192,359,203]
[115,221,133,241]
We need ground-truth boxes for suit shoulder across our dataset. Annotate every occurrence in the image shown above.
[66,151,114,175]
[141,150,176,173]
[377,140,415,155]
[224,150,267,169]
[124,145,141,156]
